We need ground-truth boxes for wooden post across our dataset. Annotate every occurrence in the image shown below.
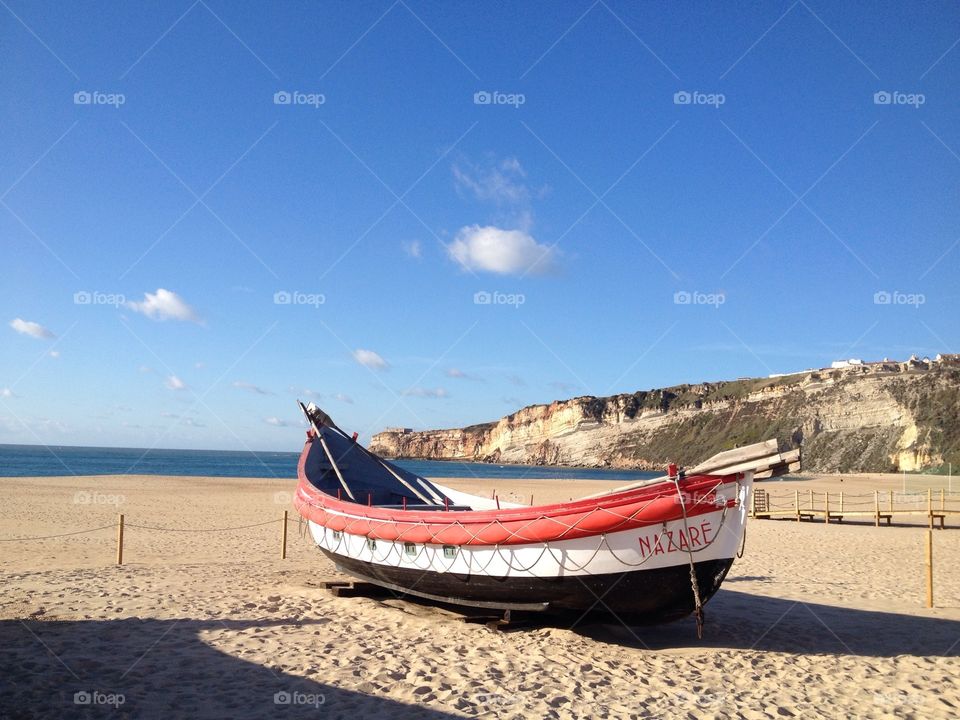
[825,492,830,524]
[281,510,288,560]
[928,488,933,529]
[941,488,945,512]
[889,489,894,513]
[926,529,934,608]
[840,491,844,514]
[795,489,800,522]
[809,489,813,513]
[529,493,534,506]
[116,513,124,565]
[875,490,880,527]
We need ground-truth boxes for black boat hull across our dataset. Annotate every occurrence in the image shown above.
[321,548,733,622]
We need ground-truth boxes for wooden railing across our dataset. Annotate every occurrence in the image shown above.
[751,488,959,528]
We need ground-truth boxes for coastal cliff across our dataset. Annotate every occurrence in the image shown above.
[370,357,960,473]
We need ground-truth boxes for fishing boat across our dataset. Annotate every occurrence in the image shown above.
[293,402,799,626]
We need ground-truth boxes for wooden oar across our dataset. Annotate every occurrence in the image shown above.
[317,435,355,501]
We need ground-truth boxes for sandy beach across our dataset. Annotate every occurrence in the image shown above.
[2,473,959,719]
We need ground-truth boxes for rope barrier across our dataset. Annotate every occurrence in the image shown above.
[123,519,282,533]
[0,524,116,542]
[0,518,286,542]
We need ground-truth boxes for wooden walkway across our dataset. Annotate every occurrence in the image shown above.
[751,488,960,528]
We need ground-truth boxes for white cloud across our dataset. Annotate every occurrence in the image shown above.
[446,367,482,381]
[288,386,322,399]
[265,416,297,427]
[334,393,353,404]
[353,349,389,371]
[448,225,556,275]
[453,157,534,205]
[402,387,449,399]
[233,381,273,395]
[1,388,17,398]
[49,350,60,358]
[127,288,201,323]
[10,318,55,339]
[403,240,422,258]
[165,375,187,391]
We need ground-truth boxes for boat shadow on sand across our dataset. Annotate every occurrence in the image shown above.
[302,583,959,659]
[0,617,464,719]
[570,588,960,657]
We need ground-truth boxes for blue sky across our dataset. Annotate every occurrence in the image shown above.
[1,0,958,451]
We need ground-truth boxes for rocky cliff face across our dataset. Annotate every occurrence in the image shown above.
[369,358,960,473]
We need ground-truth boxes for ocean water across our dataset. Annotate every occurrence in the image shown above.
[0,444,658,482]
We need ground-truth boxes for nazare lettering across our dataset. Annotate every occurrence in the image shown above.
[637,520,713,558]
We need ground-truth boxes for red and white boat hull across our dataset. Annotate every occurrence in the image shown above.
[298,468,751,617]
